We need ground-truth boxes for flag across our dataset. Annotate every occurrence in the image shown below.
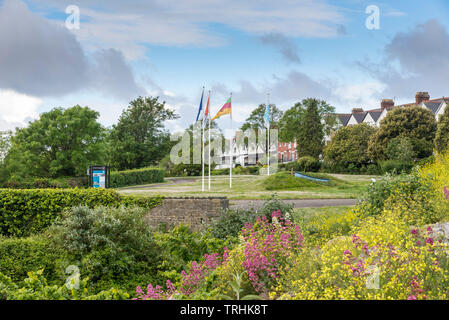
[203,93,210,125]
[211,97,231,121]
[264,103,270,127]
[195,88,205,122]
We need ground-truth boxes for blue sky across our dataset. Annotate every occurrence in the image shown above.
[1,0,449,134]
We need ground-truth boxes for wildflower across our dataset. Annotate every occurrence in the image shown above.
[407,295,417,300]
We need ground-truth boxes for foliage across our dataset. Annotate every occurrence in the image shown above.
[324,123,377,167]
[435,106,449,153]
[0,188,163,237]
[0,131,12,165]
[368,106,437,160]
[297,156,322,172]
[296,99,325,158]
[154,224,230,277]
[0,236,64,284]
[378,160,414,174]
[109,167,165,187]
[109,96,179,170]
[0,270,129,300]
[3,106,106,179]
[279,99,337,143]
[48,206,161,293]
[241,104,283,131]
[210,209,260,240]
[272,210,449,300]
[1,177,88,189]
[293,208,359,246]
[385,135,416,161]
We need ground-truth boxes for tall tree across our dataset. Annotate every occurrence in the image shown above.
[324,123,377,166]
[109,96,179,170]
[296,98,325,158]
[368,105,437,160]
[435,106,449,154]
[279,99,337,143]
[241,104,283,132]
[4,106,105,179]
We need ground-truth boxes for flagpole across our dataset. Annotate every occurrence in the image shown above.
[208,91,211,191]
[267,93,270,176]
[202,88,205,192]
[230,92,233,189]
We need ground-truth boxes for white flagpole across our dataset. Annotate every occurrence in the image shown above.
[202,90,205,192]
[208,91,211,191]
[230,92,233,189]
[267,93,270,176]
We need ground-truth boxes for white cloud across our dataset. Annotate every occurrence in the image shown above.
[31,0,345,59]
[331,82,386,111]
[0,90,42,130]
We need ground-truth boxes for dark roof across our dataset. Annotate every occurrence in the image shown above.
[424,102,441,114]
[337,114,351,126]
[368,110,382,122]
[353,112,367,124]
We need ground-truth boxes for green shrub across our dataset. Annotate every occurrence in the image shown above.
[210,194,294,240]
[379,160,414,174]
[155,224,230,279]
[0,236,65,284]
[0,188,163,237]
[212,166,259,176]
[110,167,164,187]
[1,177,88,189]
[48,206,162,293]
[297,156,321,172]
[0,270,129,300]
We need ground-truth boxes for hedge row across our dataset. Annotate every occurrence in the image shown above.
[0,188,163,237]
[110,167,165,188]
[1,177,88,189]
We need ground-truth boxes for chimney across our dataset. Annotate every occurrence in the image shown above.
[381,99,394,110]
[415,92,430,104]
[352,108,363,113]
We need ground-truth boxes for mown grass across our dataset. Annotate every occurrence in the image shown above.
[117,173,379,200]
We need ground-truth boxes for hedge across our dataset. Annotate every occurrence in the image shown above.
[0,188,163,237]
[2,177,88,189]
[109,167,165,188]
[0,236,63,283]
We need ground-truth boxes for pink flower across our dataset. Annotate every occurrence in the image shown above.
[408,295,417,300]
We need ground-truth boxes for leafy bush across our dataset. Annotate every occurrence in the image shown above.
[154,224,230,277]
[293,208,359,246]
[109,167,164,187]
[379,160,414,174]
[272,210,449,300]
[210,194,294,240]
[210,209,260,240]
[0,270,129,300]
[297,156,321,172]
[1,177,88,189]
[48,206,162,293]
[0,236,64,284]
[264,171,338,190]
[212,166,259,176]
[0,188,163,237]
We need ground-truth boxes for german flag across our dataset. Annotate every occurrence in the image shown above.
[211,97,231,121]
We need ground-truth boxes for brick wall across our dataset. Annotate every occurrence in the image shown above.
[145,197,229,231]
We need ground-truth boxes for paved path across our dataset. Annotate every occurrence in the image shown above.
[230,198,358,210]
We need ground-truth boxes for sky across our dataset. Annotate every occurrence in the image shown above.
[1,0,449,135]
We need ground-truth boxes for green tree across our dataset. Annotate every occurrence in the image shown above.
[386,136,416,161]
[279,99,337,144]
[4,106,105,179]
[324,123,377,166]
[435,106,449,153]
[109,96,178,170]
[296,98,328,158]
[241,104,283,132]
[368,105,437,160]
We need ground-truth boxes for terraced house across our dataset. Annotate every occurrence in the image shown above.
[336,91,448,128]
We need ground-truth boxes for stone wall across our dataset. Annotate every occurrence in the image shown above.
[145,197,229,231]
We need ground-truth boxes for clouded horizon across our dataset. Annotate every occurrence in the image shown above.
[1,0,448,134]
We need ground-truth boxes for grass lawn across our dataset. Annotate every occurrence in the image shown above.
[116,172,379,200]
